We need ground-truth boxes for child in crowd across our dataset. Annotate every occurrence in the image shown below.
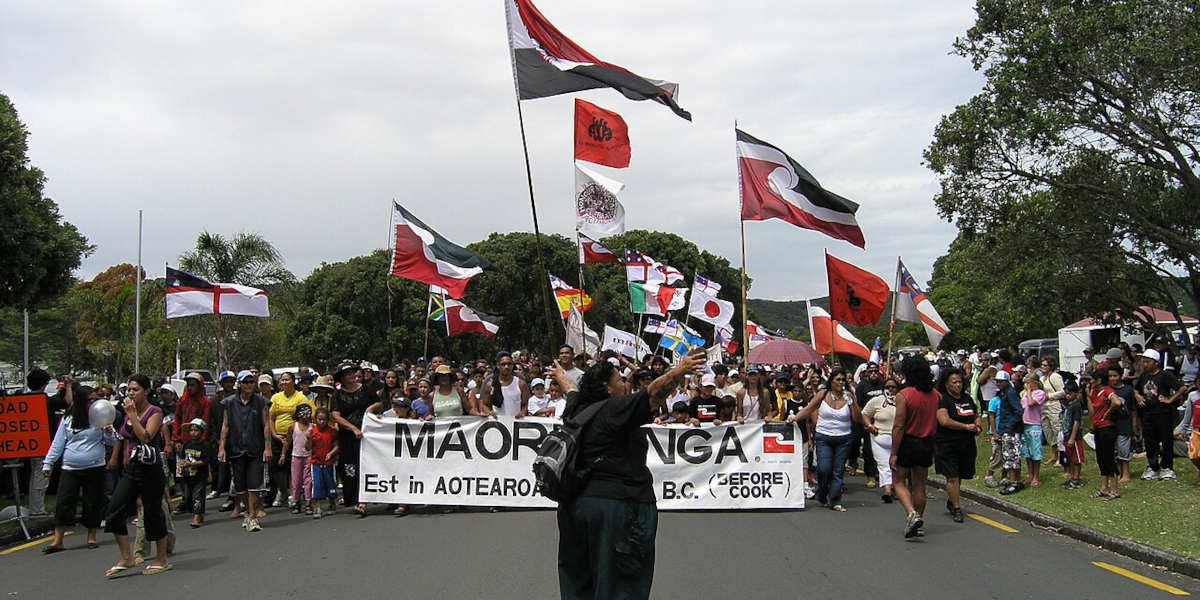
[1061,381,1085,489]
[409,383,431,419]
[985,391,1003,487]
[527,378,555,417]
[384,395,414,419]
[654,401,693,425]
[718,396,737,423]
[309,408,339,519]
[282,405,314,515]
[178,418,211,528]
[1020,374,1046,487]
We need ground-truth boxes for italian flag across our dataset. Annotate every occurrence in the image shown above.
[629,282,685,316]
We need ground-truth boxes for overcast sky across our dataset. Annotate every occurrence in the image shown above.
[3,1,981,300]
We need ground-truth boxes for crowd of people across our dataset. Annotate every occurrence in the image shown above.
[15,336,1200,577]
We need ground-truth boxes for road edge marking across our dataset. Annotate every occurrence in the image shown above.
[1093,561,1190,595]
[967,513,1019,533]
[0,531,70,556]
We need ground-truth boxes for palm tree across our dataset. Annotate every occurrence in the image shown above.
[178,231,294,370]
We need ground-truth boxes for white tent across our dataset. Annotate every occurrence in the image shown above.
[1058,306,1197,374]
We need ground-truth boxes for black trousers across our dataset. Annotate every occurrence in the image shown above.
[558,496,657,600]
[182,474,207,515]
[338,434,360,506]
[104,462,167,541]
[1143,411,1176,471]
[55,467,106,529]
[848,421,878,478]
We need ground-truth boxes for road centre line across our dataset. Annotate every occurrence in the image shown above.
[967,513,1019,533]
[1092,562,1190,596]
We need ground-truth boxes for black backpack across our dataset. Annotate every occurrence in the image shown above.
[532,399,608,502]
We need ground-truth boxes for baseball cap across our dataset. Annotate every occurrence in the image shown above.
[1141,349,1161,363]
[956,349,967,356]
[1105,348,1124,361]
[187,418,206,429]
[258,374,275,385]
[218,370,236,381]
[728,369,739,377]
[185,372,204,384]
[530,378,546,389]
[700,374,716,387]
[392,396,412,408]
[236,370,254,382]
[995,371,1011,381]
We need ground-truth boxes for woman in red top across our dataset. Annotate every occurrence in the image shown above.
[1089,368,1121,499]
[890,356,941,539]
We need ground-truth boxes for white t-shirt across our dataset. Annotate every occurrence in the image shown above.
[528,394,566,418]
[1181,355,1199,385]
[561,366,584,386]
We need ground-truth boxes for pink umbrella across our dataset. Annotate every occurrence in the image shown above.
[746,338,824,366]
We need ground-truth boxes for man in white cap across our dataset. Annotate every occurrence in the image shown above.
[218,370,272,532]
[1137,349,1187,480]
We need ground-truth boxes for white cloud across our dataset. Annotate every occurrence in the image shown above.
[2,0,981,298]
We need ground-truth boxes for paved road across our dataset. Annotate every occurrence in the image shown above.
[3,476,1197,599]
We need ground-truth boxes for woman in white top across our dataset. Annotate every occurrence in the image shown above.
[793,368,861,511]
[736,367,776,422]
[862,377,899,503]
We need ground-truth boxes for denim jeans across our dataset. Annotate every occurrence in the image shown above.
[814,433,853,506]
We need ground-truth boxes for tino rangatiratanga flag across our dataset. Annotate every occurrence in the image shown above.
[505,0,690,120]
[390,201,491,299]
[737,128,865,248]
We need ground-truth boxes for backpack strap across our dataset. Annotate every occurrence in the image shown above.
[567,398,609,428]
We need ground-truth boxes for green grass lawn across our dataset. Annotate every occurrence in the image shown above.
[955,434,1200,559]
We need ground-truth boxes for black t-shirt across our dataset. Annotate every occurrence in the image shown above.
[689,394,720,422]
[854,379,884,409]
[333,386,374,431]
[576,390,655,503]
[1137,370,1179,415]
[180,439,212,478]
[1110,385,1135,435]
[936,393,977,441]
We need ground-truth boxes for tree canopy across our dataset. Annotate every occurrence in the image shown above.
[924,0,1200,335]
[0,94,92,309]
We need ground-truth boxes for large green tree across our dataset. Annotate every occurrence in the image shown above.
[925,0,1200,329]
[0,94,92,309]
[288,230,751,368]
[177,231,295,370]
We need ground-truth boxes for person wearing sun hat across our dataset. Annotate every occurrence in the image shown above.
[308,374,337,415]
[331,360,373,516]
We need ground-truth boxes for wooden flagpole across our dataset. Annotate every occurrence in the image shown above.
[576,233,589,357]
[423,290,432,361]
[884,256,901,376]
[505,11,558,359]
[824,249,837,369]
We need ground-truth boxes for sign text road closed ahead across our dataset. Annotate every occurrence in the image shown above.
[0,394,51,459]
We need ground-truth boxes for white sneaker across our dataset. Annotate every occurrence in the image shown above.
[271,497,285,507]
[247,518,261,532]
[206,491,220,499]
[1141,469,1160,480]
[1160,469,1176,480]
[241,515,249,529]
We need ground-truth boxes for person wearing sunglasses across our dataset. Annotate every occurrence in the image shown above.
[862,377,900,503]
[791,368,861,512]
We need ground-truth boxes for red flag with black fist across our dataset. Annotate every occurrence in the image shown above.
[574,99,631,168]
[825,253,888,327]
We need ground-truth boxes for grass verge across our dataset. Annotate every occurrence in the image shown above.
[957,434,1200,559]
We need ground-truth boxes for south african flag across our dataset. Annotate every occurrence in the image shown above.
[429,293,446,322]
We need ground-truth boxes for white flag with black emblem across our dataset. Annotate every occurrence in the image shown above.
[575,161,625,239]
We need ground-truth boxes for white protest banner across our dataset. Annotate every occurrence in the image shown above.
[601,325,653,360]
[358,414,805,510]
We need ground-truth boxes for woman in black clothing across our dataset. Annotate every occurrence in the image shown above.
[103,375,171,578]
[934,368,981,523]
[331,360,374,516]
[554,350,706,600]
